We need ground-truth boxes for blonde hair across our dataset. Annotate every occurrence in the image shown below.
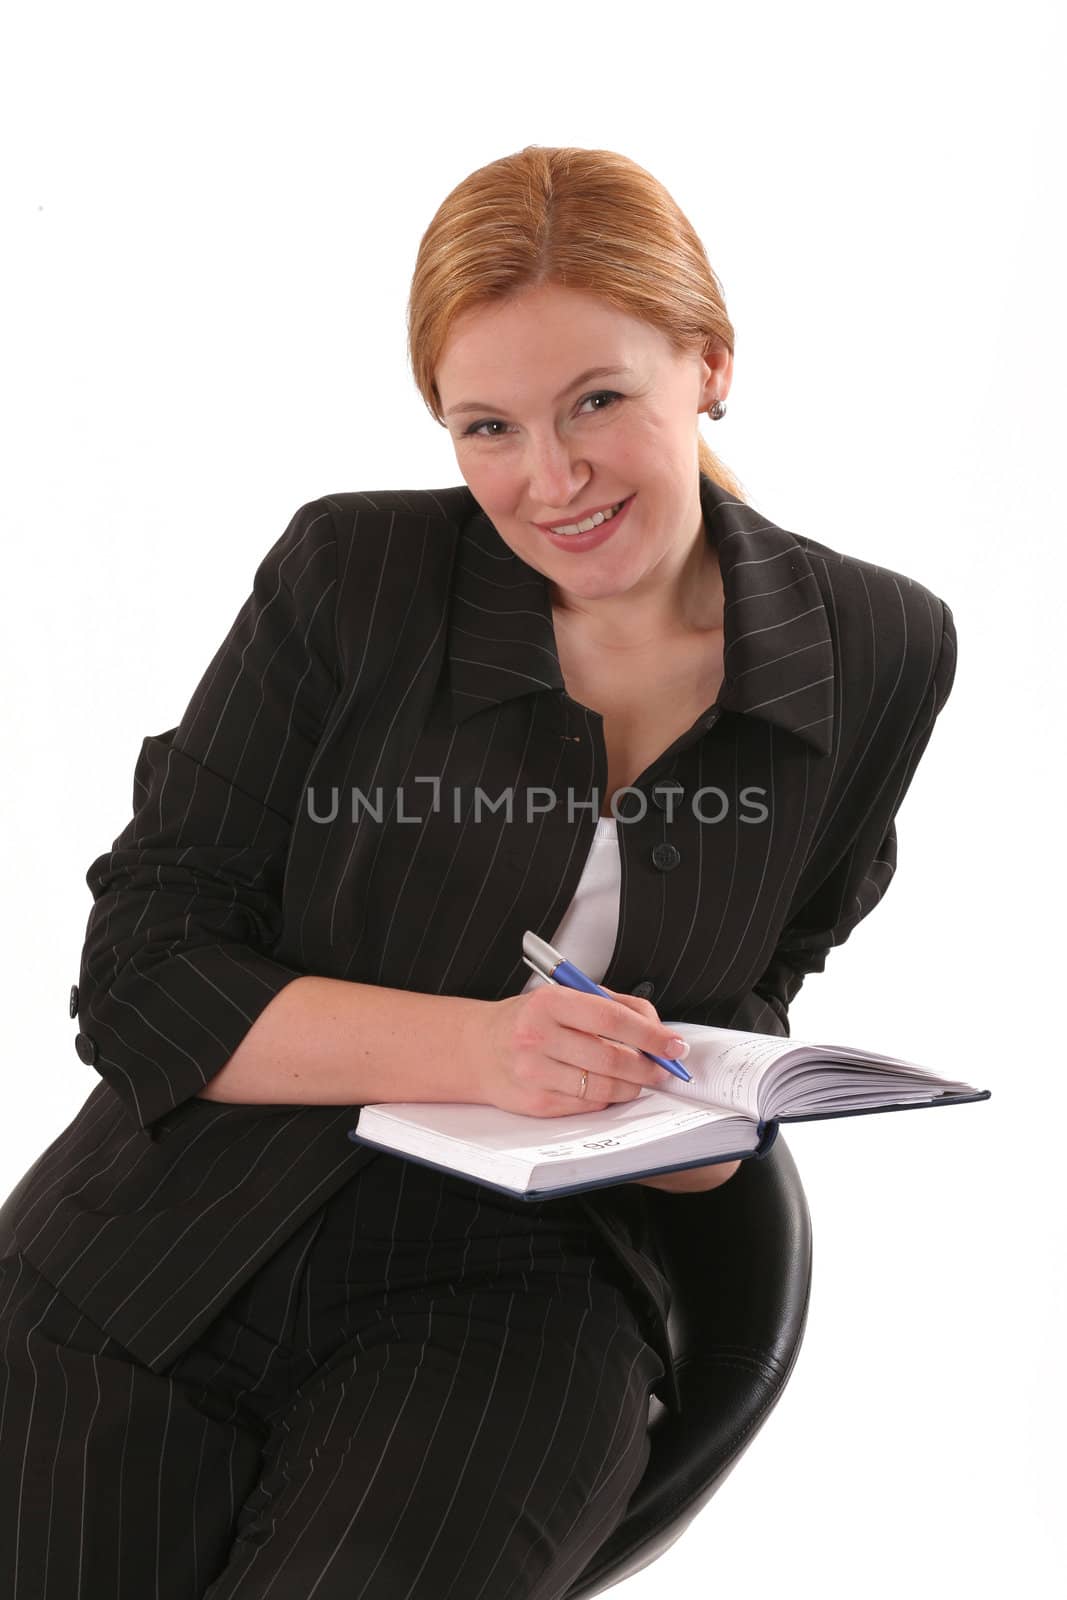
[407,144,746,503]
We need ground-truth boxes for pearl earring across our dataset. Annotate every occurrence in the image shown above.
[706,399,726,420]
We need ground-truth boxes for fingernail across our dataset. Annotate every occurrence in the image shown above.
[668,1037,689,1059]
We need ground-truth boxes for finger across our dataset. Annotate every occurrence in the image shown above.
[548,984,682,1063]
[601,986,659,1016]
[556,1065,645,1108]
[545,1026,670,1094]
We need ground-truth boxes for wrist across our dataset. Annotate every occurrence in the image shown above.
[456,996,498,1105]
[633,1160,742,1193]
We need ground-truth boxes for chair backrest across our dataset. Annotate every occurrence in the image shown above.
[564,1135,813,1598]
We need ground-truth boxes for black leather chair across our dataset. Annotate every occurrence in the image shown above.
[563,1134,813,1598]
[0,1135,811,1599]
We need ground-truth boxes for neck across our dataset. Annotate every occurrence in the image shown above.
[551,526,723,650]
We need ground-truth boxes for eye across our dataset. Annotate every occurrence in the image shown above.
[462,390,623,439]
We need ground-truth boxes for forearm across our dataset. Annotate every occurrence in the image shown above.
[197,975,492,1107]
[631,1160,742,1193]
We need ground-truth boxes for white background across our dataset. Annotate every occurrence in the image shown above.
[2,2,1063,1594]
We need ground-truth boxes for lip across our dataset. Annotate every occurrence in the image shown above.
[533,497,631,532]
[534,494,636,552]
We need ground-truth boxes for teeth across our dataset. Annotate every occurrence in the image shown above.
[549,500,625,536]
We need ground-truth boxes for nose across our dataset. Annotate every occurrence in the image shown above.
[521,440,595,514]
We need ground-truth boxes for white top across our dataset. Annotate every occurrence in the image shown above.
[519,815,621,992]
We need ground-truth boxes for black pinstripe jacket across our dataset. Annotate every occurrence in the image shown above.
[6,471,957,1417]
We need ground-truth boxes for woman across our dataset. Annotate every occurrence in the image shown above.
[0,145,956,1599]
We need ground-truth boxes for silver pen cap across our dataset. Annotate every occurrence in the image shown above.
[522,930,563,976]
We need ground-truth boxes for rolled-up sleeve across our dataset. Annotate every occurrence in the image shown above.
[728,598,958,1038]
[75,499,339,1131]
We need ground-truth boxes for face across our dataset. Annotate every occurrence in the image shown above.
[436,282,732,607]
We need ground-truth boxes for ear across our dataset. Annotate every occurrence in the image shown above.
[699,338,733,406]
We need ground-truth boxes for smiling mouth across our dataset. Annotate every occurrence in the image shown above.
[540,496,632,536]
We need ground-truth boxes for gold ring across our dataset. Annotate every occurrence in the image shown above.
[578,1070,588,1098]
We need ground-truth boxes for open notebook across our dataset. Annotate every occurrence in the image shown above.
[346,1020,990,1199]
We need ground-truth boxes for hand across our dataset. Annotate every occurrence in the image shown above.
[471,984,684,1119]
[631,1160,742,1194]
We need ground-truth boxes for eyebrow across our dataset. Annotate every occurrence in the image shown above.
[444,365,635,418]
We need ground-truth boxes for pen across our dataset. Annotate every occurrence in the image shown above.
[521,930,693,1083]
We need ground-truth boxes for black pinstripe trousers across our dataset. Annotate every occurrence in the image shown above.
[0,1152,664,1599]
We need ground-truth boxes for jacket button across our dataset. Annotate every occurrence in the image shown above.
[650,782,685,812]
[651,843,681,871]
[74,1032,98,1066]
[69,984,79,1018]
[631,980,655,1000]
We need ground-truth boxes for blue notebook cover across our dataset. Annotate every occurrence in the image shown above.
[347,1118,782,1200]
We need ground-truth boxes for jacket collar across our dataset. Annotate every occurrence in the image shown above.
[446,471,835,755]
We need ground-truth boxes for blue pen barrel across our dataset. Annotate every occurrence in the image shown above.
[554,960,605,996]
